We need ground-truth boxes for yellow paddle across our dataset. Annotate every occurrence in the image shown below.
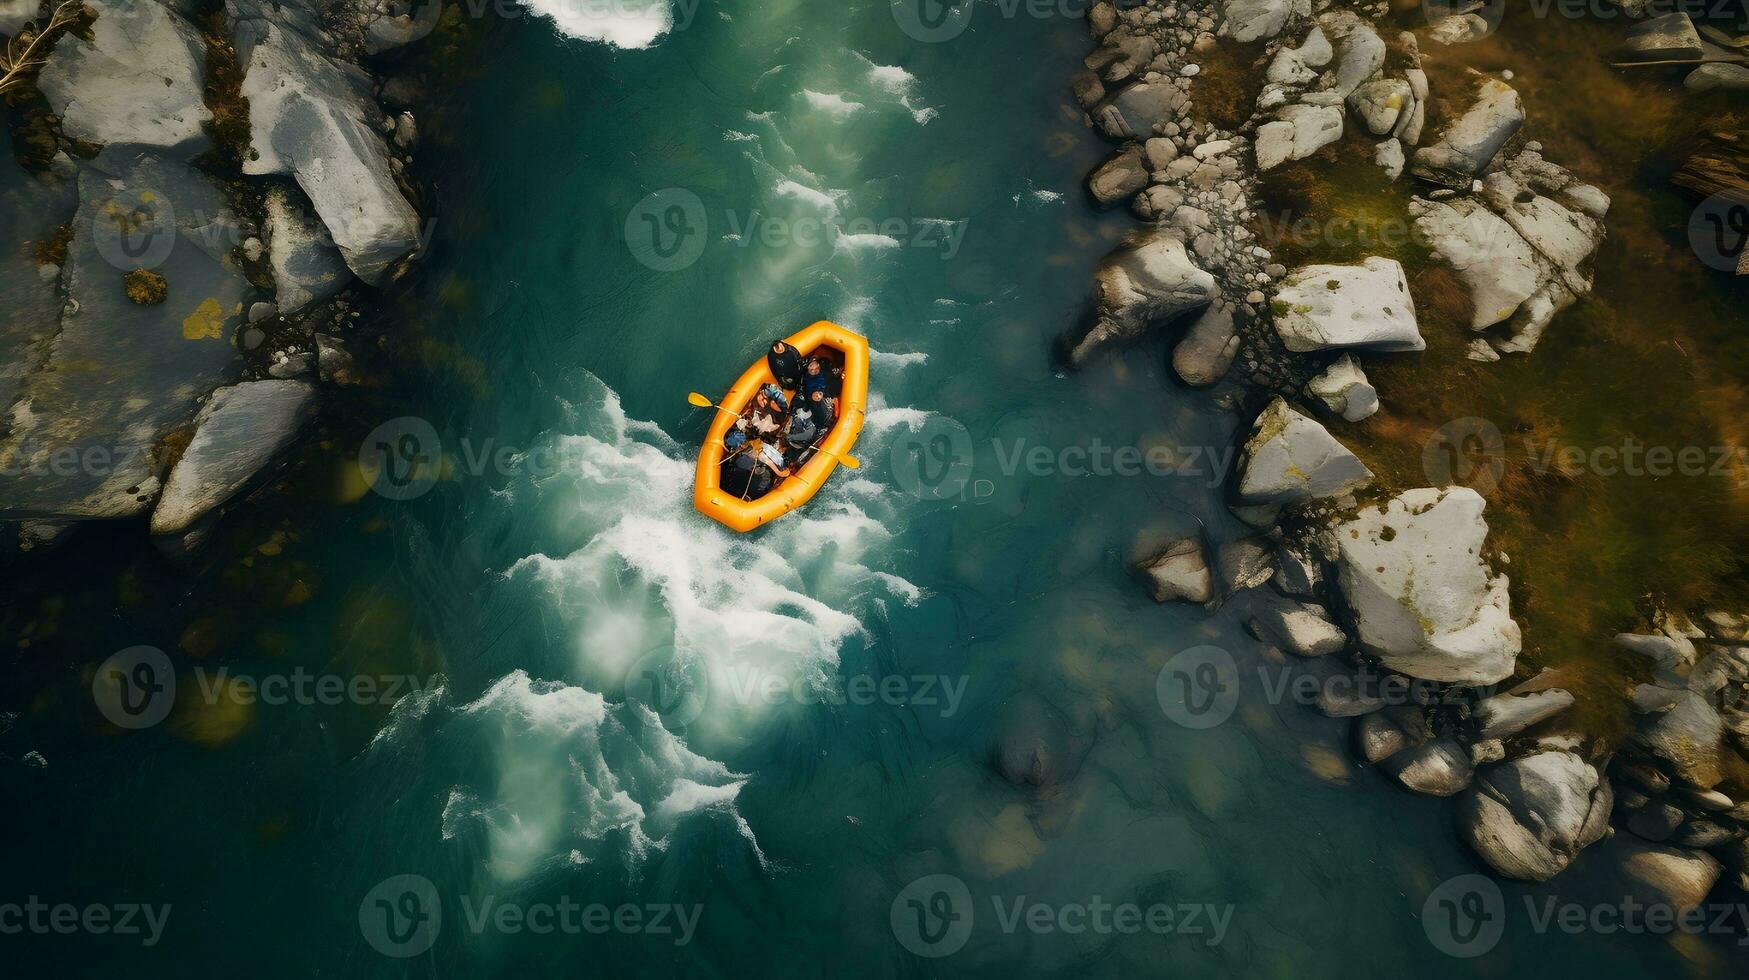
[686,392,860,468]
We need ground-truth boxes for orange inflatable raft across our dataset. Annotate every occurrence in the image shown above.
[693,321,869,533]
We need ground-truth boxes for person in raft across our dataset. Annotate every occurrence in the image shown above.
[768,340,804,391]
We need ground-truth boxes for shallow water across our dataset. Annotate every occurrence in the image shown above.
[0,2,1733,976]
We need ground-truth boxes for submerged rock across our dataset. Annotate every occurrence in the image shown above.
[1459,751,1611,881]
[1271,257,1423,353]
[1093,80,1188,140]
[1072,230,1217,365]
[37,0,212,156]
[1236,397,1372,507]
[1172,306,1240,386]
[1635,689,1725,788]
[1219,536,1277,595]
[150,380,316,541]
[1409,79,1523,189]
[0,153,78,415]
[1686,63,1749,92]
[1326,487,1520,685]
[1602,838,1722,911]
[1613,12,1704,64]
[1137,537,1214,604]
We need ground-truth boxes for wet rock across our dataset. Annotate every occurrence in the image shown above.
[1613,12,1703,64]
[1635,689,1725,788]
[1686,63,1749,92]
[1273,544,1321,596]
[1236,397,1372,507]
[1093,80,1189,140]
[1616,760,1671,795]
[1409,79,1523,189]
[0,149,246,520]
[1305,354,1377,421]
[1348,78,1410,136]
[1071,230,1217,364]
[1387,739,1473,796]
[1459,750,1611,881]
[1475,688,1575,740]
[234,0,422,284]
[265,185,352,315]
[1428,13,1492,45]
[1219,536,1277,595]
[1604,839,1722,911]
[1355,711,1407,763]
[1720,839,1749,891]
[1674,820,1740,848]
[1172,306,1240,386]
[0,154,78,414]
[1478,171,1603,297]
[315,334,359,385]
[364,2,442,55]
[1217,0,1299,43]
[1410,195,1543,331]
[1089,145,1150,209]
[1272,257,1424,352]
[1326,487,1520,685]
[37,0,212,156]
[1072,69,1107,110]
[1258,103,1343,171]
[1249,597,1347,657]
[1330,21,1385,98]
[1137,537,1214,604]
[150,380,315,540]
[1373,137,1405,181]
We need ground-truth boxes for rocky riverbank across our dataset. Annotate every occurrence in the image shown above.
[1067,0,1749,925]
[0,0,439,557]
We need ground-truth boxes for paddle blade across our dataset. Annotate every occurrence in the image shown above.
[837,454,861,469]
[687,392,713,408]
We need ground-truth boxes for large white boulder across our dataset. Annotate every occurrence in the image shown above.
[36,0,212,156]
[1072,230,1217,364]
[1410,79,1523,188]
[1409,196,1543,330]
[1237,397,1372,507]
[1459,750,1612,881]
[1218,0,1299,43]
[1326,487,1520,684]
[151,380,316,539]
[234,0,421,284]
[1272,257,1423,353]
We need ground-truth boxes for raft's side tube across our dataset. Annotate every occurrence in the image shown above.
[693,321,869,532]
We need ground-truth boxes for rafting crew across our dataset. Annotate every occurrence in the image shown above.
[722,344,844,499]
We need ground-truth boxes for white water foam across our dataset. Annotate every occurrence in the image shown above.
[515,0,675,48]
